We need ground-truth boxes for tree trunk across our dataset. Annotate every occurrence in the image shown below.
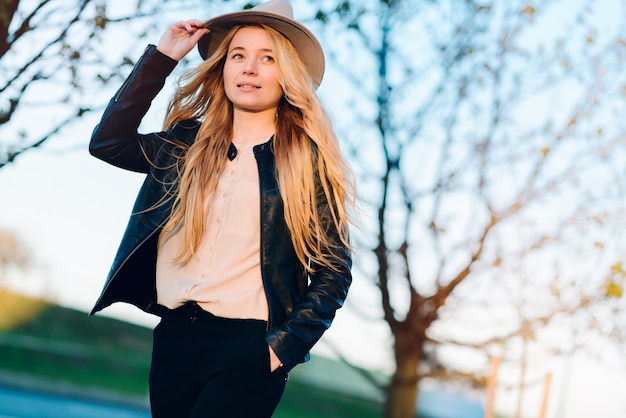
[384,331,422,418]
[0,0,19,58]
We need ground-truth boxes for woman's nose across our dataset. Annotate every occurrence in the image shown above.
[243,59,257,75]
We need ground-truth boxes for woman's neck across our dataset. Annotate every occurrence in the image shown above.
[232,108,276,145]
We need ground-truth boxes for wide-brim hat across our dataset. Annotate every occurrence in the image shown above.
[197,0,325,87]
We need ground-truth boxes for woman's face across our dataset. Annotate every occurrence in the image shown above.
[223,26,283,115]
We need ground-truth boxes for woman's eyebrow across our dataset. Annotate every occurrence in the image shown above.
[228,46,274,53]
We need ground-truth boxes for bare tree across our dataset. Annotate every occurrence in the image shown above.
[0,0,177,167]
[310,0,626,416]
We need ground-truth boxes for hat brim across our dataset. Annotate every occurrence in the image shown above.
[197,11,325,87]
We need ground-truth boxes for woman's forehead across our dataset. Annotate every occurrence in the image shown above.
[229,26,271,48]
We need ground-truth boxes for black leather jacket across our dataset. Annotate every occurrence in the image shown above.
[88,45,352,370]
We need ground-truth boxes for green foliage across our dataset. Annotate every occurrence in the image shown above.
[275,381,382,418]
[0,304,153,396]
[0,342,150,395]
[0,296,382,415]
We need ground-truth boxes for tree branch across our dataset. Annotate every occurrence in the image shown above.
[0,0,90,96]
[0,106,91,168]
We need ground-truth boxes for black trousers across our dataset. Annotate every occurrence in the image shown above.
[149,302,288,418]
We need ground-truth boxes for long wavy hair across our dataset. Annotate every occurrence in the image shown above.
[159,24,356,273]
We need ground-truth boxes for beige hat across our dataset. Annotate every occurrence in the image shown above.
[197,0,325,87]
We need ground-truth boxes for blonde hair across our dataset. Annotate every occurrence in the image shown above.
[159,24,355,273]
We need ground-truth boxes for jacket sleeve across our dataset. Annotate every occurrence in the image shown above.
[89,45,178,173]
[265,192,352,371]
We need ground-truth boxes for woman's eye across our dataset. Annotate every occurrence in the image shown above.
[232,53,243,60]
[262,55,274,63]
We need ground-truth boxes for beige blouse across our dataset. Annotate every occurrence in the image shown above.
[155,142,268,320]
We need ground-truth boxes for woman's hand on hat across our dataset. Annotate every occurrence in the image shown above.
[157,20,209,61]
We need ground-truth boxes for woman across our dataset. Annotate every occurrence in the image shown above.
[88,0,355,416]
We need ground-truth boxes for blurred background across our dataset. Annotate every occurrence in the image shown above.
[2,0,626,417]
